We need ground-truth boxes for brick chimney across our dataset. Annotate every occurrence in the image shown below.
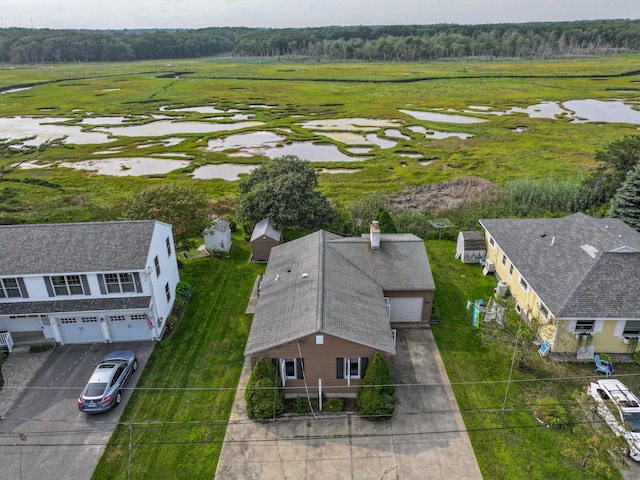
[370,220,380,249]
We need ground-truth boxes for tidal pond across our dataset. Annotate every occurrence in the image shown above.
[191,164,259,180]
[58,157,190,176]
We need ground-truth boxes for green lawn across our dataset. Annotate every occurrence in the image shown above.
[92,237,264,479]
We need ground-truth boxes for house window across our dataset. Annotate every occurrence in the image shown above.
[82,316,98,323]
[166,237,172,256]
[51,275,84,296]
[515,303,522,314]
[104,273,135,293]
[538,303,549,319]
[283,359,297,379]
[59,317,76,324]
[109,315,126,322]
[131,314,147,321]
[154,255,161,276]
[501,254,507,267]
[489,236,495,247]
[0,277,24,298]
[508,264,514,277]
[623,321,640,336]
[575,320,595,334]
[519,275,529,292]
[336,357,370,379]
[165,282,171,302]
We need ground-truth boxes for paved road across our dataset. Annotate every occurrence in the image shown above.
[0,342,154,480]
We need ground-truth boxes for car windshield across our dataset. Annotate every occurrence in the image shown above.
[85,382,107,397]
[623,412,640,432]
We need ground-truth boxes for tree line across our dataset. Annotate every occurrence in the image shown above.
[1,19,640,64]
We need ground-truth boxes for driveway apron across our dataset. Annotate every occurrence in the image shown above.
[216,327,482,479]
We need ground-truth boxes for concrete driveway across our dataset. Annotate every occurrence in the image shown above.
[0,342,154,480]
[216,327,482,479]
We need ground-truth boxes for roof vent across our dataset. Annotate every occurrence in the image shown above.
[370,221,381,250]
[302,273,309,278]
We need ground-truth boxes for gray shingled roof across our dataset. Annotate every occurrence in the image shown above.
[203,218,230,234]
[0,296,151,316]
[479,213,640,317]
[245,230,434,355]
[250,217,282,243]
[0,221,158,276]
[461,231,486,251]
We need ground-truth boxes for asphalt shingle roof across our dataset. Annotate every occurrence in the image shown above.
[0,296,151,316]
[244,230,434,356]
[250,217,282,243]
[0,221,159,276]
[479,213,640,317]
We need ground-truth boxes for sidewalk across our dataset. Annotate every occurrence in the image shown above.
[0,348,53,418]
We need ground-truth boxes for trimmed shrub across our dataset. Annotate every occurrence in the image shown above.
[534,397,569,429]
[294,396,311,414]
[325,398,344,412]
[245,358,284,420]
[356,352,395,420]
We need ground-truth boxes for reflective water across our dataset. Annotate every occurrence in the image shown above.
[301,118,400,130]
[563,99,640,124]
[58,157,190,176]
[318,168,360,174]
[365,134,396,149]
[205,132,286,156]
[385,129,410,140]
[81,116,128,125]
[1,87,32,94]
[408,126,473,139]
[0,116,113,145]
[399,109,487,124]
[265,142,368,162]
[98,121,263,137]
[191,163,258,180]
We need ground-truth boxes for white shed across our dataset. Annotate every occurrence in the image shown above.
[455,231,486,263]
[203,219,232,253]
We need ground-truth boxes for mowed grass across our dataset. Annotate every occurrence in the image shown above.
[92,237,264,480]
[427,240,626,479]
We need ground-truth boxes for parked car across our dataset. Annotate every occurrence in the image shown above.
[78,351,137,413]
[587,378,640,461]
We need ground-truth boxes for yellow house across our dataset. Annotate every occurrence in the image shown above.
[479,213,640,356]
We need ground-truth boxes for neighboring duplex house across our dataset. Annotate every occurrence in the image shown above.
[0,220,179,348]
[479,213,640,355]
[244,221,435,397]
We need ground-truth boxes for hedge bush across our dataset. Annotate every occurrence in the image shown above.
[325,398,344,412]
[356,352,395,420]
[245,358,284,420]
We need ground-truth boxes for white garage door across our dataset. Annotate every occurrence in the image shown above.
[389,297,423,323]
[58,316,104,344]
[109,313,152,342]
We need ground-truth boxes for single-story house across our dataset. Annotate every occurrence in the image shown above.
[244,221,435,397]
[250,217,282,262]
[0,220,179,348]
[455,231,486,263]
[203,218,232,253]
[479,212,640,356]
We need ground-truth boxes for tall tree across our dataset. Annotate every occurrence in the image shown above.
[122,183,210,249]
[237,156,335,235]
[586,134,640,203]
[609,161,640,231]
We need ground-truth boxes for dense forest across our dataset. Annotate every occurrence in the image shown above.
[1,19,639,64]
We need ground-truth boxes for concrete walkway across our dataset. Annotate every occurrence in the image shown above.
[0,348,53,419]
[216,328,482,479]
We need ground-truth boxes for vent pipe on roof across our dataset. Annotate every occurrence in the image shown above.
[551,236,555,246]
[370,221,381,249]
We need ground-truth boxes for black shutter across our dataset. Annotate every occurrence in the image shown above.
[360,357,369,377]
[44,276,54,297]
[133,272,142,293]
[81,275,91,295]
[271,358,278,369]
[17,277,28,298]
[296,358,304,379]
[336,358,344,379]
[98,274,107,295]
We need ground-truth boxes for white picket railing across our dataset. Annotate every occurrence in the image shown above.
[0,331,14,352]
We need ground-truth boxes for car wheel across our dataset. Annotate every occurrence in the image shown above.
[115,391,122,405]
[132,359,138,372]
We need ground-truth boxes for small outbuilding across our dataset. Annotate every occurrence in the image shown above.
[250,217,282,262]
[455,231,486,263]
[203,219,232,253]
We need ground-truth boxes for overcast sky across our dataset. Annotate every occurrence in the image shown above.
[1,0,639,30]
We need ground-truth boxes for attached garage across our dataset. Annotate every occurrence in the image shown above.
[58,316,103,344]
[388,297,424,323]
[109,313,153,342]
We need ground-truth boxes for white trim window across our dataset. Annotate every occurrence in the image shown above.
[501,253,507,267]
[508,264,514,277]
[574,320,595,334]
[489,236,495,247]
[519,275,529,293]
[336,357,370,380]
[166,236,172,256]
[51,275,85,296]
[538,302,550,319]
[104,273,135,293]
[623,321,640,337]
[0,277,25,298]
[154,255,161,276]
[282,358,297,379]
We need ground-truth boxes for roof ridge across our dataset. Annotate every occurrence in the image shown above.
[316,230,326,332]
[557,253,605,315]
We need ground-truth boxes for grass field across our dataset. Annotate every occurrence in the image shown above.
[1,55,640,222]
